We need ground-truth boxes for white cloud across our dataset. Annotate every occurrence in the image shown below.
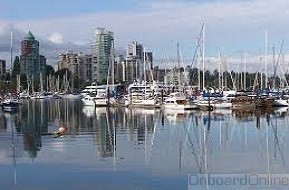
[48,32,63,44]
[11,0,289,54]
[1,0,289,70]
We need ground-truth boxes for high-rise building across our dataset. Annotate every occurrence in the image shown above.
[0,60,6,77]
[91,28,114,84]
[124,41,145,83]
[144,52,153,70]
[126,41,144,61]
[20,31,46,78]
[58,52,92,82]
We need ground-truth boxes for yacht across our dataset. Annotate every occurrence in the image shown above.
[163,92,198,110]
[124,83,160,108]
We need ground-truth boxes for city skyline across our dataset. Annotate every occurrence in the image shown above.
[0,0,289,71]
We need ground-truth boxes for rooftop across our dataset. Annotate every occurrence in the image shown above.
[24,31,35,40]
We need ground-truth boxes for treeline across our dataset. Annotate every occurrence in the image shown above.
[187,67,286,90]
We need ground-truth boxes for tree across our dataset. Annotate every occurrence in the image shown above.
[11,56,20,77]
[9,56,20,92]
[46,65,55,76]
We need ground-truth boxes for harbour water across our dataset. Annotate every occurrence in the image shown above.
[1,99,289,189]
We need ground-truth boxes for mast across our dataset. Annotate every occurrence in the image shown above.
[57,75,60,92]
[240,53,243,90]
[9,29,13,94]
[218,53,222,91]
[260,48,263,89]
[16,74,20,94]
[112,38,115,87]
[202,22,205,91]
[191,22,204,91]
[243,52,246,90]
[10,30,13,76]
[177,43,181,92]
[144,51,147,99]
[27,77,30,94]
[40,72,43,92]
[32,75,35,93]
[265,30,268,89]
[272,46,276,90]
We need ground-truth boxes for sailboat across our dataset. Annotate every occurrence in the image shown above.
[163,43,198,110]
[124,51,160,108]
[1,30,20,112]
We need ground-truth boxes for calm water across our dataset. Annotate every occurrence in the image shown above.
[1,99,289,190]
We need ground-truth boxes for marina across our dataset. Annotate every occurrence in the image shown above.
[1,99,289,189]
[1,1,289,189]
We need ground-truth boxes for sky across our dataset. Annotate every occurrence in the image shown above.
[1,0,289,72]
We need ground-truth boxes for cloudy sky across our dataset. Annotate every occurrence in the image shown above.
[1,0,289,72]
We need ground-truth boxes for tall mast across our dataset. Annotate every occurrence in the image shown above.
[218,53,221,90]
[198,47,201,91]
[240,53,243,89]
[143,50,146,84]
[243,52,246,90]
[272,46,276,89]
[265,30,268,89]
[202,22,205,91]
[10,29,13,75]
[193,21,205,92]
[111,38,115,87]
[40,72,43,92]
[143,51,147,99]
[260,49,263,89]
[177,43,181,91]
[8,29,13,95]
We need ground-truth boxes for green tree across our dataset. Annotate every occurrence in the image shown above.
[11,56,20,77]
[10,56,20,92]
[46,65,55,76]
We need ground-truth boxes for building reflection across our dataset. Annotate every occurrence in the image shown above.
[3,99,287,162]
[124,108,156,143]
[0,113,8,131]
[92,107,157,158]
[20,100,47,158]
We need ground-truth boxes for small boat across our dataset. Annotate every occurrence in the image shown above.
[273,99,289,107]
[19,91,30,99]
[197,99,232,109]
[1,97,20,112]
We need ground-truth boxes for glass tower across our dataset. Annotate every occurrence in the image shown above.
[91,28,114,84]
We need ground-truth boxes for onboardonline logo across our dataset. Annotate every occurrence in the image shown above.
[188,174,289,189]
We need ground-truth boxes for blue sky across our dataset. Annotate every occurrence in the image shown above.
[1,0,289,72]
[1,0,144,19]
[2,0,212,19]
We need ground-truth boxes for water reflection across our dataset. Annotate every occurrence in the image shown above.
[0,100,288,161]
[95,107,115,158]
[1,99,289,189]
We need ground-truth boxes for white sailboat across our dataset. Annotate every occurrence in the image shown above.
[163,43,197,110]
[1,30,20,112]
